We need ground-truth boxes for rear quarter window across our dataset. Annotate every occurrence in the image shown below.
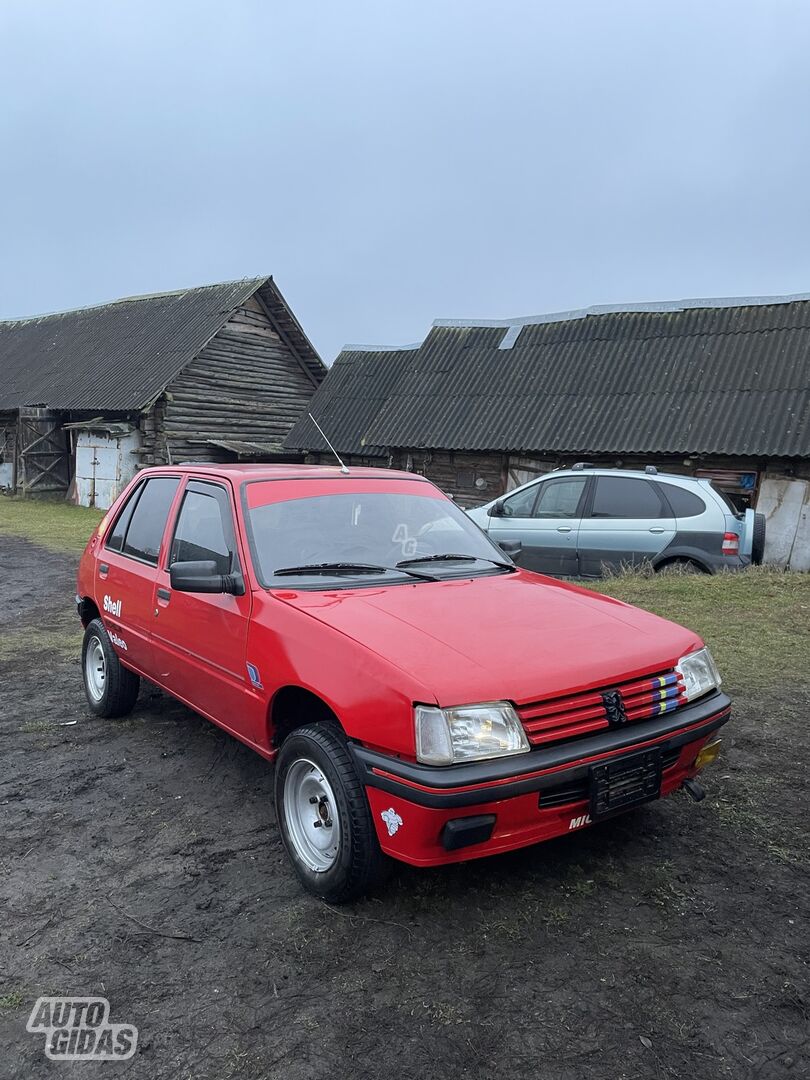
[658,483,706,518]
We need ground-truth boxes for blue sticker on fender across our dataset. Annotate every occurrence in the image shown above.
[246,663,263,689]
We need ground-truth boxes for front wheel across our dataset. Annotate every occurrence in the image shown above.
[274,723,388,903]
[81,618,140,718]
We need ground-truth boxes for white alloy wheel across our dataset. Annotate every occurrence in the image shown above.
[85,636,106,702]
[282,758,341,872]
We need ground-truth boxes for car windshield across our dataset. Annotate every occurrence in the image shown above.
[246,488,510,587]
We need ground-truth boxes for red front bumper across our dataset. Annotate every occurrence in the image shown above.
[351,695,731,867]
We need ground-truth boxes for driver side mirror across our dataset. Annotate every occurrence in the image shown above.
[490,499,506,517]
[170,560,245,596]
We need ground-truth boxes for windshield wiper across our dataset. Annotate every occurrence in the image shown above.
[273,561,438,581]
[397,552,513,570]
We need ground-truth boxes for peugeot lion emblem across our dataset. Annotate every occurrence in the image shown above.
[602,689,628,728]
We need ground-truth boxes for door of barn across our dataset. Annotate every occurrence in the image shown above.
[17,409,70,495]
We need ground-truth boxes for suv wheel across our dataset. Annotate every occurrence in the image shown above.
[275,723,388,903]
[81,618,140,718]
[751,512,766,565]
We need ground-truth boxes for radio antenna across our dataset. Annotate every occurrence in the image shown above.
[308,413,349,474]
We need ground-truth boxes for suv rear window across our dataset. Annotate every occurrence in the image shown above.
[657,483,706,518]
[589,476,669,519]
[107,477,180,564]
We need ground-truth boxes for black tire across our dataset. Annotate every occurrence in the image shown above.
[274,722,389,903]
[81,618,140,718]
[751,512,766,565]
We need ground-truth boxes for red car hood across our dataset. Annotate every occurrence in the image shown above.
[275,571,702,706]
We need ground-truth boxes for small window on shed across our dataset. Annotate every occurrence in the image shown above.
[456,468,477,490]
[658,483,706,518]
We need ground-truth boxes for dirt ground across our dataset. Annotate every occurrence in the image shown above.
[1,533,808,1080]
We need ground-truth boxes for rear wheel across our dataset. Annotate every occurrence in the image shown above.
[81,618,140,718]
[275,723,388,903]
[751,513,766,565]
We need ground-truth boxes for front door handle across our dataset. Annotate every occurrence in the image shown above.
[649,527,665,534]
[557,526,572,533]
[156,588,171,601]
[99,563,109,575]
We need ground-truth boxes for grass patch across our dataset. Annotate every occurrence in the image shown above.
[0,496,103,553]
[0,991,24,1010]
[582,567,810,693]
[0,624,81,663]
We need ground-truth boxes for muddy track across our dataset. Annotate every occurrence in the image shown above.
[0,535,807,1079]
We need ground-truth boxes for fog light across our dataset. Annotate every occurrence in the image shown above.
[695,739,722,771]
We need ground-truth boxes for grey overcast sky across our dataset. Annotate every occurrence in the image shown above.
[1,1,810,362]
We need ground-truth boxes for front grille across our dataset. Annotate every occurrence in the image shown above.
[539,746,682,808]
[517,670,687,747]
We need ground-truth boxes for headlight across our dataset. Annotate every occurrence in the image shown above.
[676,646,722,702]
[415,701,530,765]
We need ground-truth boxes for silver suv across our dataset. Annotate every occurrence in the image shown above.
[467,465,765,577]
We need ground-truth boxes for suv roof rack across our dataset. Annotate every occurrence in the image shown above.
[644,465,658,475]
[571,462,594,470]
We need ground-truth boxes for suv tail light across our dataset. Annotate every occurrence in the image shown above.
[722,532,739,556]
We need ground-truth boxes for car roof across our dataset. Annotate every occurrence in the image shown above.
[136,462,431,483]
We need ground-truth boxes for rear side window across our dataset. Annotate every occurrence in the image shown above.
[589,476,669,519]
[112,477,180,564]
[106,484,143,552]
[657,483,706,518]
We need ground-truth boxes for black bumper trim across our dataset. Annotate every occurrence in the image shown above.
[349,693,731,809]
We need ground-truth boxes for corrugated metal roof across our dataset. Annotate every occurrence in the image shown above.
[293,298,810,458]
[285,346,418,456]
[0,276,324,411]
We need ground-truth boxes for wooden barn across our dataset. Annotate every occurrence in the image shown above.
[286,294,810,570]
[0,277,325,508]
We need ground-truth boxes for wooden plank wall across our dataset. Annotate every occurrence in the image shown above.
[141,297,320,465]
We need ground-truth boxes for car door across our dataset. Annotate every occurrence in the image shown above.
[150,478,254,739]
[98,475,181,674]
[576,475,675,576]
[487,475,588,575]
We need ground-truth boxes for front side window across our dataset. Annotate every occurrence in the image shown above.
[589,476,669,520]
[246,485,508,587]
[534,478,587,519]
[118,477,180,564]
[170,483,237,576]
[501,483,540,518]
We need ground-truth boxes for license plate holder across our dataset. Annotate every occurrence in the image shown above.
[589,747,663,820]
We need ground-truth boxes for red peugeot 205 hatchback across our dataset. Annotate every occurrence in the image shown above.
[76,464,730,901]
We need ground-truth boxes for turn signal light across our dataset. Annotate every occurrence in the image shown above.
[721,532,739,556]
[695,739,722,771]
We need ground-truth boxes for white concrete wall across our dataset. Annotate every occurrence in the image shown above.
[74,429,140,510]
[757,477,810,571]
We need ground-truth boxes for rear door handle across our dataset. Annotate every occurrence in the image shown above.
[99,563,109,575]
[557,526,572,533]
[649,527,665,534]
[156,588,171,601]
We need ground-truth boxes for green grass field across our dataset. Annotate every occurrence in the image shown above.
[587,567,809,693]
[1,496,806,695]
[0,496,103,553]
